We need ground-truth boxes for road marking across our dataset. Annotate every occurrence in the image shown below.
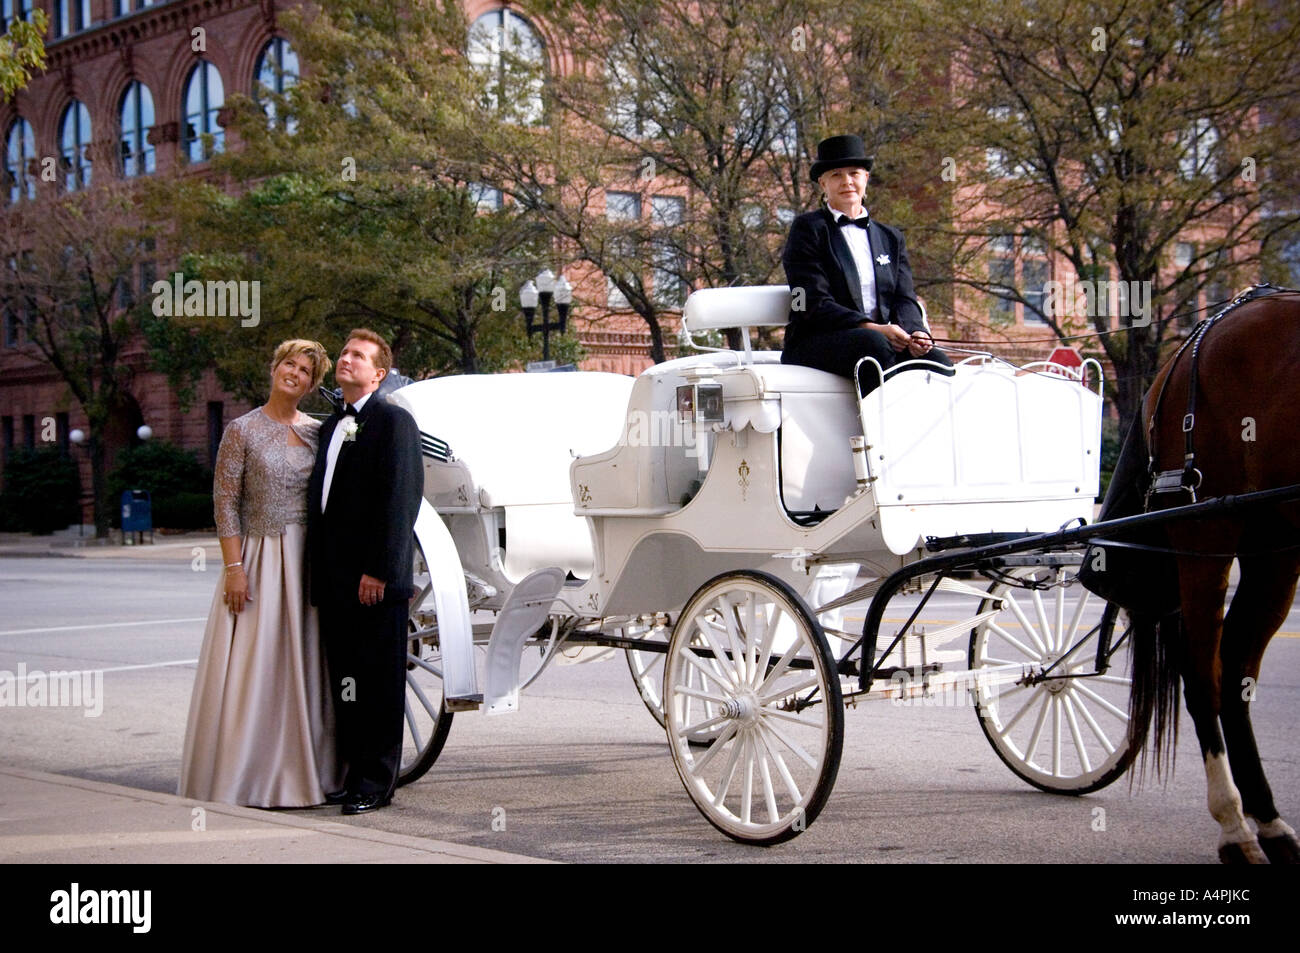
[0,617,206,637]
[0,659,199,683]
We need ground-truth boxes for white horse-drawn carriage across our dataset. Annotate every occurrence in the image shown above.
[386,285,1134,844]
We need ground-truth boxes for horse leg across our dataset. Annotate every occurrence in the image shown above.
[1221,553,1300,864]
[1173,554,1269,864]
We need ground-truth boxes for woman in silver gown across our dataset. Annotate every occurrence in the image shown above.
[179,340,342,807]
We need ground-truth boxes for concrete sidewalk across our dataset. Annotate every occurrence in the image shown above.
[0,766,549,864]
[0,528,222,561]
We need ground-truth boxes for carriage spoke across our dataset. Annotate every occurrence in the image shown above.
[760,706,825,730]
[688,720,739,773]
[1022,691,1051,765]
[712,730,747,808]
[756,738,780,824]
[675,684,730,706]
[1004,595,1050,656]
[757,715,819,770]
[679,711,734,738]
[987,622,1040,660]
[682,644,730,687]
[1051,695,1063,776]
[1032,589,1056,655]
[1063,589,1091,649]
[724,598,751,684]
[755,722,803,804]
[755,637,811,698]
[741,733,755,825]
[1072,679,1129,721]
[758,674,821,706]
[1062,695,1093,775]
[404,699,424,754]
[693,614,741,689]
[1070,691,1119,754]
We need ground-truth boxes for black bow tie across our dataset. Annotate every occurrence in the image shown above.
[343,404,359,417]
[836,215,870,229]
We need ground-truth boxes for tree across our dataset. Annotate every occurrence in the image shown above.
[0,9,46,101]
[465,0,932,361]
[0,185,176,536]
[910,0,1300,430]
[151,0,560,396]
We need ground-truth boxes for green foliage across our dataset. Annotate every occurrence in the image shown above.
[0,11,47,101]
[108,441,210,500]
[0,448,81,535]
[108,442,212,529]
[151,492,216,531]
[148,0,552,398]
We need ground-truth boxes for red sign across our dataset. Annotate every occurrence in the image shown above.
[1047,346,1083,368]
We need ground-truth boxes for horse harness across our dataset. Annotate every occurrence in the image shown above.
[1145,283,1298,507]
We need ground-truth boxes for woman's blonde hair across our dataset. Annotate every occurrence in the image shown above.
[270,339,332,390]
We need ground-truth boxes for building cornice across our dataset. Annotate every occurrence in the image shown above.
[44,0,261,71]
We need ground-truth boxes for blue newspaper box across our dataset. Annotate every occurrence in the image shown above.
[121,489,153,544]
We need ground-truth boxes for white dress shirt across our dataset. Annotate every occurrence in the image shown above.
[831,209,878,321]
[321,391,373,512]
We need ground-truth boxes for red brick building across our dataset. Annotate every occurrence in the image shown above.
[0,0,670,522]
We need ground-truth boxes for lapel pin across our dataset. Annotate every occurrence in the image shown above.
[876,254,891,266]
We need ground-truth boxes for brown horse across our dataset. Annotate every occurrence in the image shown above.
[1082,288,1300,864]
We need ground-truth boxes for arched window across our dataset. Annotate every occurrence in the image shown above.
[254,37,299,130]
[467,9,545,125]
[183,60,225,162]
[120,81,156,177]
[4,118,35,204]
[60,101,92,191]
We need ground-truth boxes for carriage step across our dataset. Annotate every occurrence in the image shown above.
[445,693,484,712]
[483,567,566,715]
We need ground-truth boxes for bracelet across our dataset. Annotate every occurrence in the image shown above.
[225,561,243,569]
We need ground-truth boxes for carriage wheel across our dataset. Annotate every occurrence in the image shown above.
[969,569,1135,794]
[626,620,722,746]
[664,570,844,844]
[399,538,455,787]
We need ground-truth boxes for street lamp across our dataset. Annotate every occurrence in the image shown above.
[69,428,88,537]
[519,268,572,364]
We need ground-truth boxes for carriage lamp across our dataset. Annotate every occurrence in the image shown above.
[519,269,573,363]
[676,382,724,424]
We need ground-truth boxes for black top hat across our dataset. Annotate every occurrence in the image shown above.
[810,134,874,181]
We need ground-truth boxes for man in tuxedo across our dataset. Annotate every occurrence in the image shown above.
[307,329,422,815]
[782,134,953,394]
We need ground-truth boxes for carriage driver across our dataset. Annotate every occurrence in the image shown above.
[781,135,954,395]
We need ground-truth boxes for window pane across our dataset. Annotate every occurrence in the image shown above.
[1022,260,1049,325]
[121,82,156,177]
[606,191,640,221]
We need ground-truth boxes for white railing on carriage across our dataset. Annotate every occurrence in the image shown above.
[680,284,1102,397]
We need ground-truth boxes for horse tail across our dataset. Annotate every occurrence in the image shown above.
[1127,611,1181,784]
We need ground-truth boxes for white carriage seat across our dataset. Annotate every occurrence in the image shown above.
[677,286,866,516]
[388,372,635,582]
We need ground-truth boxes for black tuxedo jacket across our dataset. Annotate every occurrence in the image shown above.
[781,207,925,351]
[307,394,422,606]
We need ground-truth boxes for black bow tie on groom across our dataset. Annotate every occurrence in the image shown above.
[343,404,359,417]
[836,215,870,229]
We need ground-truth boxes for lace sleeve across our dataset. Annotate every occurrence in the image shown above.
[213,419,246,538]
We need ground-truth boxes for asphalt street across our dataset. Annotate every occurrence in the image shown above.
[2,551,1298,864]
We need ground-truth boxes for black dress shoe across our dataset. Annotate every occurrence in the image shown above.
[342,792,392,815]
[323,790,349,805]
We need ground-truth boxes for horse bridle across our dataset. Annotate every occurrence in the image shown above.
[1145,282,1299,507]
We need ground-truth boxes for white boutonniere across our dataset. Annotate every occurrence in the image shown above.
[876,254,891,266]
[341,419,361,442]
